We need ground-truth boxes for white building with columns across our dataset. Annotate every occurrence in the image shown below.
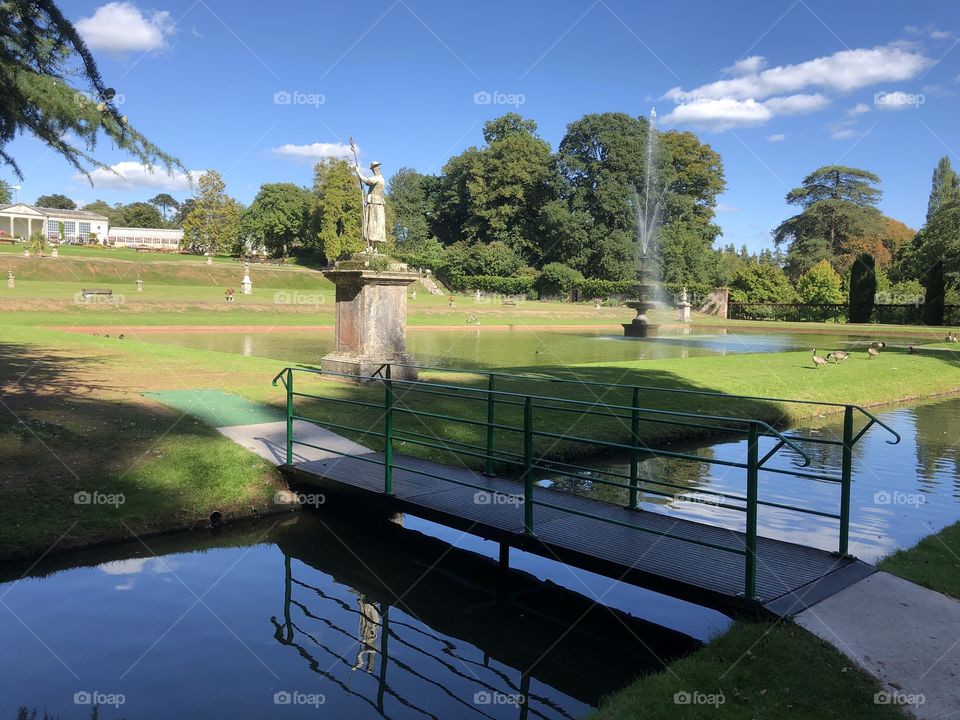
[0,203,183,249]
[0,203,109,243]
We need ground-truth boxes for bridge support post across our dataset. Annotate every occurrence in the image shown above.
[484,374,496,476]
[523,397,534,535]
[285,368,293,466]
[745,423,759,600]
[629,386,640,510]
[839,406,854,556]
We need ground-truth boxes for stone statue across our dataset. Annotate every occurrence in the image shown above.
[354,161,386,253]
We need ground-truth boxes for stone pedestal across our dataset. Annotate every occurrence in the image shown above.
[322,264,419,382]
[50,247,58,258]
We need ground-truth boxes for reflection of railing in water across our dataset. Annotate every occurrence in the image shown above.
[272,555,573,720]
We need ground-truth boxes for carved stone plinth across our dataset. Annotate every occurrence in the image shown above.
[322,264,419,382]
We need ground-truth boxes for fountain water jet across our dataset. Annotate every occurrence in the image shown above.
[623,108,661,338]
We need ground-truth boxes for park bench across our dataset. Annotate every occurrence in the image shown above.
[80,288,113,300]
[0,238,16,245]
[135,246,153,253]
[501,298,518,306]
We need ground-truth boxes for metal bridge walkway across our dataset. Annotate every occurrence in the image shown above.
[284,451,874,616]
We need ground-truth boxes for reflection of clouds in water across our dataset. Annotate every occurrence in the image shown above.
[98,558,177,576]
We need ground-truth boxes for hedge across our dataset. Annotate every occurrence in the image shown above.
[462,275,536,295]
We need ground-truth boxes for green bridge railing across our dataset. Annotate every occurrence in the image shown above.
[272,364,900,600]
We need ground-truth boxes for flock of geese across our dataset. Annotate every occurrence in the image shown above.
[812,341,887,368]
[813,332,959,368]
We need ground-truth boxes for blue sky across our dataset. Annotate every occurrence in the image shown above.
[6,0,959,251]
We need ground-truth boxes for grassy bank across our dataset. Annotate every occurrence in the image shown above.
[589,621,902,720]
[879,521,960,598]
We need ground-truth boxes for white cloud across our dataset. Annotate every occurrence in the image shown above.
[663,45,931,103]
[829,118,869,141]
[661,42,930,131]
[723,56,767,77]
[76,2,175,53]
[80,161,200,190]
[715,203,742,213]
[661,93,827,130]
[905,24,952,40]
[847,102,871,115]
[766,133,786,143]
[270,142,354,161]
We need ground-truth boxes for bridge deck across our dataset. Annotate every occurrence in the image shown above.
[284,452,873,615]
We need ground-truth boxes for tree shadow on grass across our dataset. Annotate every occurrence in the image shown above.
[0,342,281,564]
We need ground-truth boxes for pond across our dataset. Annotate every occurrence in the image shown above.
[539,394,960,562]
[129,326,931,369]
[0,511,726,720]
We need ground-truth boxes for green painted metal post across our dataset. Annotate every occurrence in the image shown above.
[285,368,293,466]
[839,406,854,556]
[523,396,534,535]
[485,374,496,475]
[384,376,394,495]
[745,422,759,600]
[629,386,640,510]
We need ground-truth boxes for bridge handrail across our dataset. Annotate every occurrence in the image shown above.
[271,363,895,599]
[372,362,902,446]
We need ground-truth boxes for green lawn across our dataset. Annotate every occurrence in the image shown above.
[589,621,902,720]
[0,242,239,264]
[878,521,960,598]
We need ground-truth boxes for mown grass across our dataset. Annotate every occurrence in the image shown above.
[589,621,903,720]
[878,521,960,598]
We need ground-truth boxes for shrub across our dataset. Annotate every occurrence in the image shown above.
[729,263,797,303]
[535,262,584,298]
[796,260,844,304]
[573,278,635,299]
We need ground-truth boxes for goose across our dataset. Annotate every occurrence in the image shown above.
[867,346,881,359]
[812,349,828,368]
[868,341,886,350]
[946,332,959,343]
[909,345,917,355]
[118,333,125,340]
[827,350,850,363]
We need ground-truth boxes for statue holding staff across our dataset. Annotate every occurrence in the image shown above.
[349,139,386,253]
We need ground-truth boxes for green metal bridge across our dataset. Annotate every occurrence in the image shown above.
[272,363,900,615]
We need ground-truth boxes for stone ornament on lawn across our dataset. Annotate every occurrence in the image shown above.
[225,288,235,302]
[7,269,13,289]
[241,263,252,295]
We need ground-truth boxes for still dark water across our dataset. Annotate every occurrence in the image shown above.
[0,512,721,720]
[2,398,958,719]
[542,395,960,561]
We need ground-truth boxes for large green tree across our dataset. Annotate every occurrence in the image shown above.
[181,170,242,254]
[773,165,887,278]
[0,180,10,203]
[912,199,960,292]
[36,193,75,209]
[149,193,180,223]
[432,114,554,264]
[388,167,437,247]
[927,156,960,224]
[310,158,363,261]
[0,0,183,180]
[116,201,163,228]
[81,199,121,225]
[240,183,310,258]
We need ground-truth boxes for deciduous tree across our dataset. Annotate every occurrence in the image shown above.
[35,193,75,209]
[310,158,363,261]
[181,171,242,254]
[241,183,310,258]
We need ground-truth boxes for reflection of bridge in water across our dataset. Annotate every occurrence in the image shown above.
[270,514,701,719]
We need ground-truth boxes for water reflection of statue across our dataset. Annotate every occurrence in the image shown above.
[354,161,386,253]
[354,595,381,673]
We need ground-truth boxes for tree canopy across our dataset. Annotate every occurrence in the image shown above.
[35,193,75,209]
[0,0,184,181]
[926,156,960,224]
[311,158,363,261]
[181,171,242,254]
[240,183,310,258]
